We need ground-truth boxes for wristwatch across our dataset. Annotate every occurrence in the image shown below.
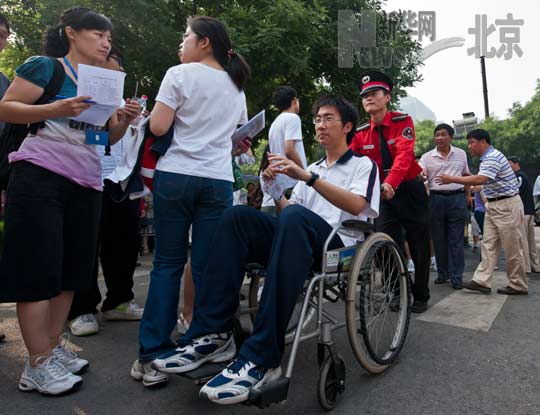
[306,171,320,187]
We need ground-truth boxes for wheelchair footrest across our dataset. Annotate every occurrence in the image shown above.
[245,377,290,408]
[177,362,231,384]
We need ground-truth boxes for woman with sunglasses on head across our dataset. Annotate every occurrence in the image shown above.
[132,15,251,387]
[0,6,139,395]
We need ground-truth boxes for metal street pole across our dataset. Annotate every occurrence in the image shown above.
[480,56,490,119]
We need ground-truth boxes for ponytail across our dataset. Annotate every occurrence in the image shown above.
[188,16,251,90]
[44,24,69,57]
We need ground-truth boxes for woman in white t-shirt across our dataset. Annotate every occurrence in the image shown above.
[134,15,251,382]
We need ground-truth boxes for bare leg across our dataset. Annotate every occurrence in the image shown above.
[182,261,194,325]
[17,300,52,366]
[48,291,74,349]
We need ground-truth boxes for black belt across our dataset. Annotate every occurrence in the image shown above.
[430,189,464,196]
[486,194,518,202]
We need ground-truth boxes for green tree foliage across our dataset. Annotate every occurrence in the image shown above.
[0,0,423,162]
[479,82,540,177]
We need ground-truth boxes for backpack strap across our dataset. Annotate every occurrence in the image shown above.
[29,58,66,134]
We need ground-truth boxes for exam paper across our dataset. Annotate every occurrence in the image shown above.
[231,110,265,150]
[71,64,126,126]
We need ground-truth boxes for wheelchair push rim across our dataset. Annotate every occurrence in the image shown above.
[345,232,411,373]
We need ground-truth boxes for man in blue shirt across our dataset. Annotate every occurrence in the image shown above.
[436,129,527,295]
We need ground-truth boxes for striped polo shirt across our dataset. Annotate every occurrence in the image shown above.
[478,146,518,199]
[419,145,470,191]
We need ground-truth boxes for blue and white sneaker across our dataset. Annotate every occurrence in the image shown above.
[151,332,235,374]
[199,358,282,405]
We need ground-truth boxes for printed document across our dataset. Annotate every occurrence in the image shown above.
[231,110,265,150]
[71,64,126,126]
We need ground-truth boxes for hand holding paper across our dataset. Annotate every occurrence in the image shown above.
[231,110,265,151]
[70,64,126,126]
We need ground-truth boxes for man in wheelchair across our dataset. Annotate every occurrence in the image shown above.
[152,96,380,404]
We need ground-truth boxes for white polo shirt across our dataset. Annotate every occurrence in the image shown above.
[290,149,380,245]
[419,145,470,191]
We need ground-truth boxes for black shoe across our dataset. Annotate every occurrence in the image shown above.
[462,280,491,293]
[496,286,528,295]
[0,333,5,343]
[451,281,463,290]
[410,301,428,313]
[434,277,449,284]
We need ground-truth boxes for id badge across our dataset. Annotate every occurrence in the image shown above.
[85,129,109,145]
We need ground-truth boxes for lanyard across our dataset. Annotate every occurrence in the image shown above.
[63,56,78,81]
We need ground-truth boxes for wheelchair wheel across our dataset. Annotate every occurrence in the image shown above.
[346,232,411,372]
[317,355,346,411]
[248,274,316,343]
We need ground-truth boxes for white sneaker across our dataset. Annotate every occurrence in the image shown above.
[53,334,89,374]
[19,356,82,395]
[130,359,168,388]
[68,314,99,336]
[102,300,144,321]
[430,257,438,272]
[407,259,415,273]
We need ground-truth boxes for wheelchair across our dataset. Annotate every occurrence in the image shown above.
[180,219,411,411]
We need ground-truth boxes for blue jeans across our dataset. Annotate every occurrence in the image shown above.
[429,192,467,283]
[138,171,232,362]
[182,204,343,369]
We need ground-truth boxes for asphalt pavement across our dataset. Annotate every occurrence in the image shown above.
[1,229,540,415]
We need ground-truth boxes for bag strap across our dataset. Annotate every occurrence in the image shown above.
[29,57,66,133]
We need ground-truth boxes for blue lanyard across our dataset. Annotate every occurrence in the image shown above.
[63,56,78,81]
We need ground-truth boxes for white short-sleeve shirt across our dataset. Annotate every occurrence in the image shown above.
[155,63,248,182]
[290,149,380,245]
[262,112,307,207]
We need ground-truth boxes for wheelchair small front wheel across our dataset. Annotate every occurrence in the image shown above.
[317,355,346,411]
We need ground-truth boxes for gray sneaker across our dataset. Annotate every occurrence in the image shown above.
[19,356,82,395]
[53,336,89,375]
[130,359,168,388]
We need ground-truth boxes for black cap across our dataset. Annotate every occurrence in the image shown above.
[358,70,393,96]
[507,156,520,163]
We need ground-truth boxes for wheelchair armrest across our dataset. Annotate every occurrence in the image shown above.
[341,219,374,233]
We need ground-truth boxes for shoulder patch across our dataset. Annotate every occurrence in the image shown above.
[401,127,414,140]
[392,114,409,122]
[356,123,370,132]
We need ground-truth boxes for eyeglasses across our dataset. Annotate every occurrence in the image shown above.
[313,116,342,125]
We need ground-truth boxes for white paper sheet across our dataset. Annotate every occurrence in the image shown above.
[260,172,290,201]
[231,110,265,150]
[71,64,126,126]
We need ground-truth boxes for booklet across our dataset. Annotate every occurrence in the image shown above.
[260,172,290,201]
[70,64,126,126]
[231,110,265,150]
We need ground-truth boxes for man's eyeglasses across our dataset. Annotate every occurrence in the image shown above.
[313,116,342,125]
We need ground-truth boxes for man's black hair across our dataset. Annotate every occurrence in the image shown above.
[312,96,358,144]
[434,123,454,137]
[0,13,10,34]
[466,128,491,144]
[272,86,297,111]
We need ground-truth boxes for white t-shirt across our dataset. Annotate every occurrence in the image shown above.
[262,112,307,207]
[154,63,248,182]
[290,150,380,246]
[96,128,133,181]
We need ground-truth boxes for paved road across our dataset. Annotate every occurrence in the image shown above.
[1,230,540,415]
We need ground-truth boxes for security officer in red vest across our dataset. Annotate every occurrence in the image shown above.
[351,70,430,313]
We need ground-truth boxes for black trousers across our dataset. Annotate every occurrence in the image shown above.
[376,177,431,303]
[68,189,140,319]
